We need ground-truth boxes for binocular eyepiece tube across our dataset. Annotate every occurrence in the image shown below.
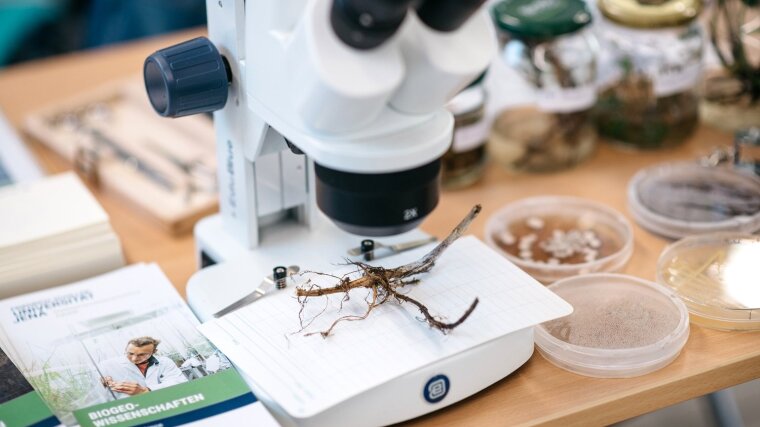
[331,0,487,50]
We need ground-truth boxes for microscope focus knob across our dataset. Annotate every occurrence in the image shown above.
[144,37,231,118]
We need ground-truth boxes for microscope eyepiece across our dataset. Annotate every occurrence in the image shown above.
[415,0,488,32]
[331,0,416,50]
[315,159,441,237]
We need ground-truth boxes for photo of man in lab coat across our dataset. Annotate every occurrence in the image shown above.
[99,336,187,399]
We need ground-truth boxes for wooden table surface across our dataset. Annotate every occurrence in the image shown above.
[1,29,758,427]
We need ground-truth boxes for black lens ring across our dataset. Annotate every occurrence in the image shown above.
[315,159,441,234]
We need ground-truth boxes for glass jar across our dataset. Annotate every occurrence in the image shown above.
[700,0,760,133]
[595,0,704,149]
[441,76,488,189]
[489,0,598,173]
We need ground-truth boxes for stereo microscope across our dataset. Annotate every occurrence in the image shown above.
[144,0,495,318]
[144,0,499,425]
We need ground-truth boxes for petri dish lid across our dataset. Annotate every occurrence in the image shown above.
[535,273,689,378]
[628,162,760,239]
[657,233,760,330]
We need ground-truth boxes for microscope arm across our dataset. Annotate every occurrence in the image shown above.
[205,0,312,252]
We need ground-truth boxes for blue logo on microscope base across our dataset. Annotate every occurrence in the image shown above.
[423,375,450,404]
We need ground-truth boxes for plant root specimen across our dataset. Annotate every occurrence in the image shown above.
[296,205,482,338]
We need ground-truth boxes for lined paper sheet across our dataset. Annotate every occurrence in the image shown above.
[200,236,572,418]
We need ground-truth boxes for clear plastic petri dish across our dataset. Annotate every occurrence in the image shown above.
[628,162,760,239]
[535,274,690,378]
[484,196,634,283]
[657,233,760,330]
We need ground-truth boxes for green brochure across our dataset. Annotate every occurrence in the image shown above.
[0,264,279,427]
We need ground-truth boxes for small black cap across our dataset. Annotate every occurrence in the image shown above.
[273,266,288,289]
[360,239,375,252]
[361,239,375,260]
[273,266,288,280]
[144,37,230,118]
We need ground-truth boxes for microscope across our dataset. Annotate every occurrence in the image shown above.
[144,0,496,318]
[144,0,499,424]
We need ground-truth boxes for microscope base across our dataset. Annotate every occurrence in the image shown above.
[253,327,534,427]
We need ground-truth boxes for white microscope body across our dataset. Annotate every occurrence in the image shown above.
[190,0,496,310]
[145,1,504,425]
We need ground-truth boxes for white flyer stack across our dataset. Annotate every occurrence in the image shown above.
[0,172,124,298]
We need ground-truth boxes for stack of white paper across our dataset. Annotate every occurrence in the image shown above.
[0,172,124,298]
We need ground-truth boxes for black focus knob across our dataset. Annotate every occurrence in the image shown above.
[144,37,231,118]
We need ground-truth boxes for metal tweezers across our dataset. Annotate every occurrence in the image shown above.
[213,265,299,318]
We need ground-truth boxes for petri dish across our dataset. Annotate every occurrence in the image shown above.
[657,233,760,330]
[484,196,633,283]
[535,274,690,378]
[628,162,760,239]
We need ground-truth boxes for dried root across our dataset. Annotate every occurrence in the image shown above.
[296,205,482,337]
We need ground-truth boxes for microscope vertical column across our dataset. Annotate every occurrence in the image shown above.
[205,0,259,257]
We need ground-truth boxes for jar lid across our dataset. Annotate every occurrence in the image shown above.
[627,162,760,239]
[657,233,760,330]
[492,0,592,39]
[484,196,634,283]
[535,273,690,378]
[597,0,703,28]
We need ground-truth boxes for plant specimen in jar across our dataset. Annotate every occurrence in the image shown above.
[595,50,700,149]
[491,40,596,171]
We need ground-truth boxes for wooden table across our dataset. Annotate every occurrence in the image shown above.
[1,29,758,427]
